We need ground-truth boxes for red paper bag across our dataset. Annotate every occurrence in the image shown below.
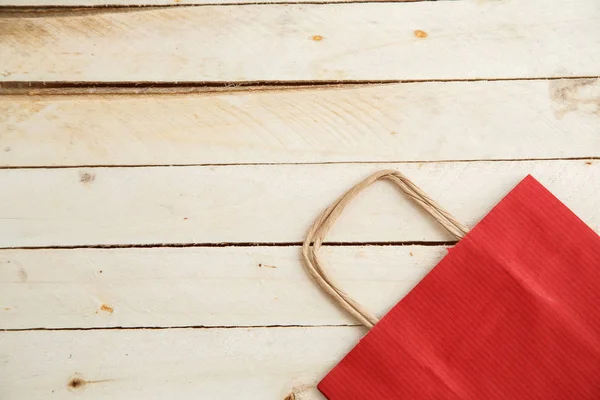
[318,175,600,399]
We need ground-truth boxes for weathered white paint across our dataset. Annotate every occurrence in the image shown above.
[0,161,598,248]
[0,245,449,329]
[2,79,599,167]
[1,0,598,398]
[1,0,599,81]
[0,327,361,399]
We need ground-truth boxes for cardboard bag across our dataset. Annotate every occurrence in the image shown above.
[305,173,600,399]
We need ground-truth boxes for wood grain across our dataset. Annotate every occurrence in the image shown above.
[1,0,599,82]
[0,161,598,248]
[0,245,449,329]
[2,79,599,167]
[0,327,360,399]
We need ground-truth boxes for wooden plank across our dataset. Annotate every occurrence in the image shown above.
[0,245,448,329]
[0,161,598,248]
[0,327,360,399]
[2,79,599,167]
[1,0,599,82]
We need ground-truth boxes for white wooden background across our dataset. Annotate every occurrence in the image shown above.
[1,0,599,398]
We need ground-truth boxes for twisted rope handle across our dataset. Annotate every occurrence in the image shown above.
[301,170,469,329]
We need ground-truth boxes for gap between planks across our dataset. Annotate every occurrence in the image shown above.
[0,240,458,250]
[0,2,438,9]
[0,2,447,17]
[1,76,599,96]
[0,157,598,171]
[1,324,360,332]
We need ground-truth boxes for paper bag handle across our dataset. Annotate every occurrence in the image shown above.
[301,170,469,329]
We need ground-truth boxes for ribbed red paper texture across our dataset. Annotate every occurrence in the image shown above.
[319,175,600,399]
